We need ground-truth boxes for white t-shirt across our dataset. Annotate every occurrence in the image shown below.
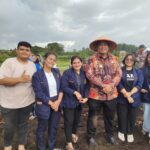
[0,57,36,109]
[44,71,57,97]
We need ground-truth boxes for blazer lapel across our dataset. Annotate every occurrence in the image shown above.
[52,69,60,93]
[71,68,78,90]
[80,70,84,92]
[145,67,149,84]
[41,69,50,97]
[133,68,138,86]
[122,68,127,83]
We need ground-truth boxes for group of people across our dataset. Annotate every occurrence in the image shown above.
[0,36,149,150]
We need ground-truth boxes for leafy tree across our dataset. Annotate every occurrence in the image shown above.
[0,50,16,63]
[116,43,137,53]
[46,42,64,54]
[32,46,45,54]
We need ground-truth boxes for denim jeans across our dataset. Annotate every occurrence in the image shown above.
[143,103,150,137]
[1,104,33,146]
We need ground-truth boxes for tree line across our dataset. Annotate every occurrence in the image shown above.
[0,42,138,64]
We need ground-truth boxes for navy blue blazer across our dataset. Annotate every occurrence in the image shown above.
[117,67,144,107]
[61,68,89,108]
[32,68,62,119]
[141,67,150,103]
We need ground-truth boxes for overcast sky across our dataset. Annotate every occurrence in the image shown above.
[0,0,150,51]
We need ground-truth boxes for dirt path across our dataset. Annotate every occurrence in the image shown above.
[0,108,149,150]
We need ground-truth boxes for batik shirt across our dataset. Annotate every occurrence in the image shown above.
[85,53,122,101]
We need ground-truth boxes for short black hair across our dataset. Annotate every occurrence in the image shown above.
[122,53,136,66]
[17,41,32,49]
[71,56,82,64]
[44,52,57,59]
[97,41,110,47]
[138,44,146,49]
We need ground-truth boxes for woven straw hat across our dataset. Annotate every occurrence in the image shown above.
[89,36,117,52]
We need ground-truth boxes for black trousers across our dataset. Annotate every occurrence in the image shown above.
[1,104,33,146]
[117,103,137,134]
[87,98,116,139]
[36,109,61,150]
[63,105,82,143]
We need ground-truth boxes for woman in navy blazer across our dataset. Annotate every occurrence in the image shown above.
[32,52,63,150]
[141,52,150,143]
[117,54,143,143]
[61,56,89,150]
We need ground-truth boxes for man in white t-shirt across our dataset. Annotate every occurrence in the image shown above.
[0,41,36,150]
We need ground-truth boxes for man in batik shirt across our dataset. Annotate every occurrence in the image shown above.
[85,36,122,147]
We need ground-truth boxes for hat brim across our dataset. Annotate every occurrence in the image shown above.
[90,39,117,52]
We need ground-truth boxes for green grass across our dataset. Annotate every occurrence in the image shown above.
[57,57,70,72]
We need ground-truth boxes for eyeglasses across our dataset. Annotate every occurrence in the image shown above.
[125,58,134,62]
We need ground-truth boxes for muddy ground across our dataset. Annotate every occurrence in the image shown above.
[0,106,150,150]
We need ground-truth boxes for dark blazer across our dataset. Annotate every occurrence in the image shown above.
[61,68,89,108]
[141,66,150,103]
[117,67,144,107]
[32,68,62,119]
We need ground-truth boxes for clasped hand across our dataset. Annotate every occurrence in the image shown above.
[74,91,88,103]
[48,100,60,112]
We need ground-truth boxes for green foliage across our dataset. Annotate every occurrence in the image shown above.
[46,42,64,54]
[31,43,65,55]
[77,48,94,60]
[0,50,16,64]
[32,46,45,54]
[112,43,138,59]
[0,42,138,71]
[116,43,137,53]
[57,57,70,72]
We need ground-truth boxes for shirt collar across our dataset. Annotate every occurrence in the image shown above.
[96,52,113,60]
